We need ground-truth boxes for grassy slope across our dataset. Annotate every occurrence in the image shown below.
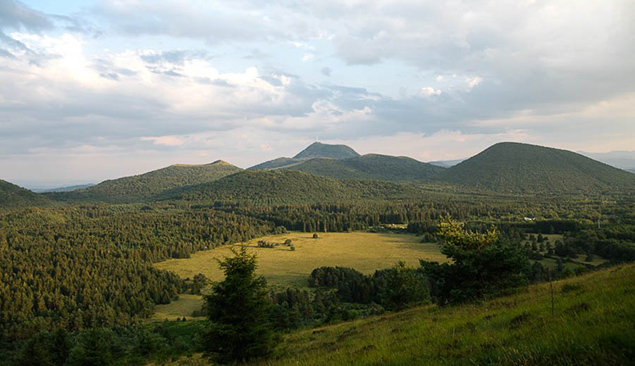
[0,179,50,211]
[443,142,635,194]
[48,161,242,203]
[286,154,445,182]
[256,264,635,366]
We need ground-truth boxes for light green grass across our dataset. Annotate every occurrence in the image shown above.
[256,264,635,366]
[155,232,445,288]
[153,232,444,320]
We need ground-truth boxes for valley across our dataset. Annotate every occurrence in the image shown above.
[0,141,633,365]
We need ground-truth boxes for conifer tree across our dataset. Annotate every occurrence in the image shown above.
[202,247,276,364]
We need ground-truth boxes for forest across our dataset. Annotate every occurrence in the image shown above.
[0,187,633,364]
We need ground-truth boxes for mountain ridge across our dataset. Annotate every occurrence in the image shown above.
[47,161,243,203]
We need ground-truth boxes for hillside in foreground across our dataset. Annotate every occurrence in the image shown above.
[0,179,50,211]
[443,142,635,193]
[47,160,242,203]
[251,264,634,366]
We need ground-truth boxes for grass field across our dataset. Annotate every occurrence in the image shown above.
[153,294,206,321]
[155,232,445,287]
[152,232,445,320]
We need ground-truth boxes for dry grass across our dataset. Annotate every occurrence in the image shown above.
[152,294,206,321]
[155,232,445,288]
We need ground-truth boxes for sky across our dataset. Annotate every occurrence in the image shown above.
[0,0,634,188]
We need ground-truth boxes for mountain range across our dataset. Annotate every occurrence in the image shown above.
[2,141,633,208]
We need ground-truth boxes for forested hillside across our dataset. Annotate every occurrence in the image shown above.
[293,142,360,160]
[286,154,445,181]
[443,142,635,193]
[48,161,242,203]
[164,170,428,204]
[0,205,275,340]
[0,180,50,211]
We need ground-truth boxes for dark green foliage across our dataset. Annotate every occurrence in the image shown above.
[308,264,430,311]
[442,142,635,193]
[191,274,209,295]
[167,170,428,204]
[0,180,50,211]
[286,154,445,182]
[202,247,277,364]
[0,205,273,340]
[372,262,431,311]
[48,161,242,203]
[420,218,530,305]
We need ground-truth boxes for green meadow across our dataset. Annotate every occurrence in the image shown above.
[153,232,445,320]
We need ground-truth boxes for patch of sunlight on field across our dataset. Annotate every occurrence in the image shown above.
[152,294,206,321]
[155,232,446,288]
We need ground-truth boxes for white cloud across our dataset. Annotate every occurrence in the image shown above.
[140,136,186,146]
[420,86,442,97]
[465,76,483,90]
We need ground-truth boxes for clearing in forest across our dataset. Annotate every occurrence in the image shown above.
[152,232,444,320]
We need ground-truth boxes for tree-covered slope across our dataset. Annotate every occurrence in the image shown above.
[442,142,635,193]
[49,160,242,203]
[286,154,445,181]
[0,179,50,211]
[248,157,301,171]
[293,142,360,160]
[163,170,424,204]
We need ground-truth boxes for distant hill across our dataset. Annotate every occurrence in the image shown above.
[48,160,242,203]
[579,150,635,172]
[0,179,50,210]
[442,142,635,193]
[32,183,95,193]
[286,154,445,181]
[249,142,360,170]
[428,158,465,168]
[293,142,360,160]
[163,170,425,204]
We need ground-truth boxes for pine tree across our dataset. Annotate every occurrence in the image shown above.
[202,247,277,364]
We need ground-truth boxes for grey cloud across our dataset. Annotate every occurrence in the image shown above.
[140,50,207,65]
[95,0,284,44]
[0,0,52,31]
[321,67,331,77]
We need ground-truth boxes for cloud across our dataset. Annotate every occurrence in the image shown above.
[0,0,52,31]
[140,135,186,146]
[420,87,442,97]
[1,0,635,185]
